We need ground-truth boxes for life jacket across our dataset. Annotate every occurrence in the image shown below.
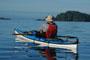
[46,23,57,38]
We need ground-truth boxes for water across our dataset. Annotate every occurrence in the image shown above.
[0,11,90,60]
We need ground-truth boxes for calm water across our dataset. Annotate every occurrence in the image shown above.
[0,12,90,60]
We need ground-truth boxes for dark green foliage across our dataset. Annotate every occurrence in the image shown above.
[56,11,90,22]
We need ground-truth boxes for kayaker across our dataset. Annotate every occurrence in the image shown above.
[39,15,57,60]
[39,15,57,39]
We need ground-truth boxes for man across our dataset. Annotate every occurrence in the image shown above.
[39,15,58,60]
[40,15,57,39]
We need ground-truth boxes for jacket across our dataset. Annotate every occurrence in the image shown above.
[40,22,57,38]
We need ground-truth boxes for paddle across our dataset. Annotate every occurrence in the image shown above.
[13,33,78,40]
[12,31,33,35]
[13,33,78,39]
[57,35,78,39]
[13,33,32,35]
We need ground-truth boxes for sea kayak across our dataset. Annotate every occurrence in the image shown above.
[14,29,79,54]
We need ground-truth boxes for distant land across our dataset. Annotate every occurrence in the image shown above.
[36,11,90,22]
[0,17,11,20]
[55,11,90,22]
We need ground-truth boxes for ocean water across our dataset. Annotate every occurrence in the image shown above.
[0,11,90,60]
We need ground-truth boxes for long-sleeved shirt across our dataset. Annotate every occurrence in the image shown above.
[40,22,57,38]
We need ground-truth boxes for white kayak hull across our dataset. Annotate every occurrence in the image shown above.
[15,31,78,54]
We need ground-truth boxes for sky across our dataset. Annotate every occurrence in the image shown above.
[0,0,90,13]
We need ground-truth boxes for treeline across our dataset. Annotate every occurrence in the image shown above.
[0,17,11,20]
[55,11,90,22]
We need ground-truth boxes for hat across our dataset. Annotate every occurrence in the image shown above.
[45,15,53,21]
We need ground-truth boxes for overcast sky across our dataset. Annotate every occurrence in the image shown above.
[0,0,90,13]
